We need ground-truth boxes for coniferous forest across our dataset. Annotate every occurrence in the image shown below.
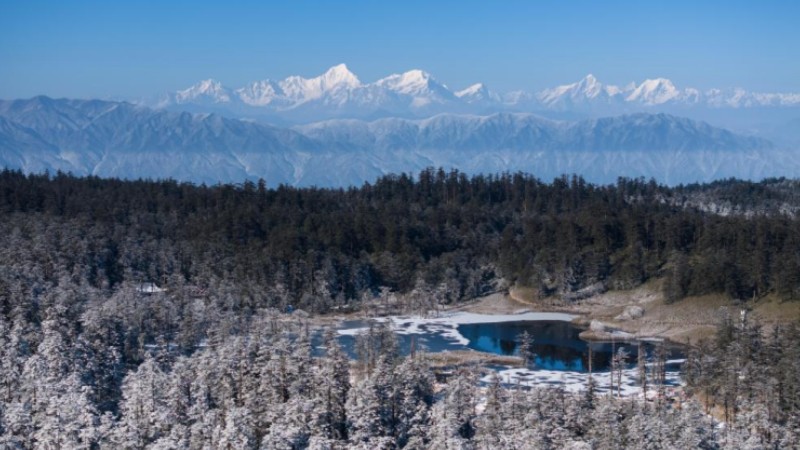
[0,168,799,448]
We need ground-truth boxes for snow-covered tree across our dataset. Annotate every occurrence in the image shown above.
[116,355,170,447]
[33,373,99,450]
[313,329,351,441]
[428,367,478,449]
[517,330,536,368]
[217,404,256,450]
[475,372,507,449]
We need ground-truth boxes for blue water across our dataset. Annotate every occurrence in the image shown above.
[458,320,674,371]
[334,319,682,372]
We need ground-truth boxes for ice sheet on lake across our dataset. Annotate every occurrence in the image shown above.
[337,311,577,346]
[336,327,369,336]
[484,365,683,398]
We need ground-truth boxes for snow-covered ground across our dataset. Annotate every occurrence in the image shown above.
[484,360,685,397]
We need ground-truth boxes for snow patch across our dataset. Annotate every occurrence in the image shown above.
[484,364,683,397]
[336,327,369,336]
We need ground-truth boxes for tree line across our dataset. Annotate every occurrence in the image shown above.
[1,169,798,314]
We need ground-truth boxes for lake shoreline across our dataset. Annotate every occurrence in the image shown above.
[453,282,800,347]
[442,288,692,348]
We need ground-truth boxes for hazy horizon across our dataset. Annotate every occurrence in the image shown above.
[2,0,799,99]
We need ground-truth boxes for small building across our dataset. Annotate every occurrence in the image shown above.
[136,282,167,294]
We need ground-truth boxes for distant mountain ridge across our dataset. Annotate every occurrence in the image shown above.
[295,112,768,153]
[152,65,800,124]
[1,96,793,187]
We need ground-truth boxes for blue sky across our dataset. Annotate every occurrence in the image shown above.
[1,0,798,99]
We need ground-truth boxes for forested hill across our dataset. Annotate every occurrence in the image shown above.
[2,168,799,316]
[2,169,800,447]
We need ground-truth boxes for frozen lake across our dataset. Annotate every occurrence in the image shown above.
[334,311,684,396]
[335,312,682,372]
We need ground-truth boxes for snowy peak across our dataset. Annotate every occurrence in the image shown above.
[320,63,361,88]
[626,78,680,105]
[174,79,233,104]
[575,74,602,96]
[236,79,284,106]
[277,64,362,103]
[456,83,486,97]
[455,83,499,103]
[539,74,754,108]
[704,88,800,108]
[163,65,463,117]
[159,67,800,122]
[373,69,456,107]
[538,74,621,106]
[378,70,436,93]
[376,69,423,86]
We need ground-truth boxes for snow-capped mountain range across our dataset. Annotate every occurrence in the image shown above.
[156,64,464,121]
[154,65,800,124]
[1,66,798,187]
[2,96,796,187]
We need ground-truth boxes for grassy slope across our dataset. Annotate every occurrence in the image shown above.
[500,280,800,344]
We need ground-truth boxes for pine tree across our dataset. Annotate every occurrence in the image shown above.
[33,373,99,450]
[345,355,400,446]
[637,341,648,399]
[0,316,22,403]
[116,355,170,447]
[475,372,506,449]
[517,330,536,368]
[613,347,630,398]
[314,329,351,442]
[428,400,475,450]
[589,398,628,450]
[395,355,433,449]
[0,400,33,448]
[217,404,256,450]
[434,367,478,446]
